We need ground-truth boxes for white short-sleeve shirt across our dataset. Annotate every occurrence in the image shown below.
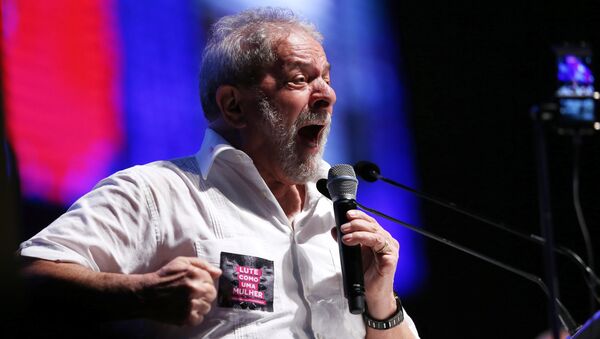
[19,128,418,338]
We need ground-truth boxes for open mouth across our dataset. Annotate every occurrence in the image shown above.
[298,123,326,147]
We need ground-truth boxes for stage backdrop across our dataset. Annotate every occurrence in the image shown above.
[2,0,424,295]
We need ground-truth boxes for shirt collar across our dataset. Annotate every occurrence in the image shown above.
[196,128,241,180]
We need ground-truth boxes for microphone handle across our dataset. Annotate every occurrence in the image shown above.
[333,198,365,314]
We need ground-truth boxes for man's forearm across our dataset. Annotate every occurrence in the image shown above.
[21,259,147,321]
[21,256,221,326]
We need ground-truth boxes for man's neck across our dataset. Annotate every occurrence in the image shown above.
[210,122,307,221]
[262,175,306,222]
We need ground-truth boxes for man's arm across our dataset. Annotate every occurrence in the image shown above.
[339,209,419,339]
[21,256,221,326]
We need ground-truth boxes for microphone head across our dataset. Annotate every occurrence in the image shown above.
[327,164,358,201]
[316,178,331,199]
[354,161,381,182]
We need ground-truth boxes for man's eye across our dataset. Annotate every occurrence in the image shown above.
[291,75,306,84]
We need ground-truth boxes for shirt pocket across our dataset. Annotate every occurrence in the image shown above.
[193,237,282,338]
[195,237,278,310]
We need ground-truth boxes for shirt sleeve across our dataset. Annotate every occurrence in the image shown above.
[403,308,420,338]
[18,167,159,273]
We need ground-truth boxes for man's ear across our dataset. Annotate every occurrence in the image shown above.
[215,85,247,128]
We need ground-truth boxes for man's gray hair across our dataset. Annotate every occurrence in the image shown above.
[199,7,323,121]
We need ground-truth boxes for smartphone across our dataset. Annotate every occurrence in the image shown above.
[553,43,599,132]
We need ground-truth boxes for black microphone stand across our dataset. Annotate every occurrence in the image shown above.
[355,200,580,335]
[354,161,600,305]
[531,104,564,339]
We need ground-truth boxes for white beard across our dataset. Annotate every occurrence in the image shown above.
[257,97,330,184]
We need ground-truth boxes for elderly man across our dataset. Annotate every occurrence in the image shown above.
[19,7,419,338]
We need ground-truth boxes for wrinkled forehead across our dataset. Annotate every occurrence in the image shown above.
[273,29,329,69]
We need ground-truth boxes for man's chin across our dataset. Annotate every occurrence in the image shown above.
[282,157,321,184]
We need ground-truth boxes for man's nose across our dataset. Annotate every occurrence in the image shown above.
[309,78,336,112]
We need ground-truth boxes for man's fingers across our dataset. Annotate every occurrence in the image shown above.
[182,290,214,326]
[146,257,223,327]
[190,279,218,301]
[192,297,212,315]
[340,218,379,234]
[342,231,396,253]
[345,209,376,223]
[158,257,222,279]
[187,257,222,278]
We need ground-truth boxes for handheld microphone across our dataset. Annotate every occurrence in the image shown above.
[354,160,600,304]
[316,178,330,199]
[315,180,580,334]
[326,164,365,314]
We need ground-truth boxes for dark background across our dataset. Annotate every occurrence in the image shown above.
[388,0,600,338]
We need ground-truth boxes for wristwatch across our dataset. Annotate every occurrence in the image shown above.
[362,292,404,330]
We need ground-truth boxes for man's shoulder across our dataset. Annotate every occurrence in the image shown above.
[98,155,201,190]
[143,155,200,176]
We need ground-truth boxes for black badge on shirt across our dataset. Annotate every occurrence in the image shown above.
[218,252,274,312]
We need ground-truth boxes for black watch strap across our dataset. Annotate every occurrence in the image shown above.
[362,292,404,330]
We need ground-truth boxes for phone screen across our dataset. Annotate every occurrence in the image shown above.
[554,46,598,128]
